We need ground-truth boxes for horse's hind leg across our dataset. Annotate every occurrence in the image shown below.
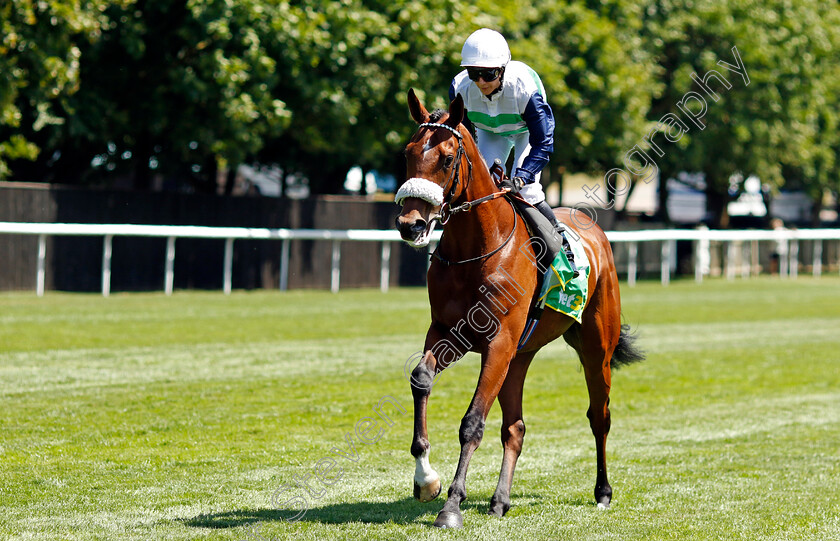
[565,316,620,508]
[488,350,536,517]
[584,352,614,509]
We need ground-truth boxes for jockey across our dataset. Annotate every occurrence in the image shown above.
[449,28,563,234]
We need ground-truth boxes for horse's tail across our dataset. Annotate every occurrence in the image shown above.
[610,324,645,370]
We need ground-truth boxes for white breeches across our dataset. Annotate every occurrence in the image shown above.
[475,129,546,205]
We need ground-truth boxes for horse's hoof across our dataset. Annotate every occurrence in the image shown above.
[413,477,441,503]
[487,496,510,517]
[433,510,463,529]
[596,497,611,510]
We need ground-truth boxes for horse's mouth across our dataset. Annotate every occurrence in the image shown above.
[405,218,437,248]
[396,196,440,248]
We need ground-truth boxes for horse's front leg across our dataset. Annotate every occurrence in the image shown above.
[434,337,515,529]
[409,325,465,503]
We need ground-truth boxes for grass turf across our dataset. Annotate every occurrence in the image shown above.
[1,277,839,540]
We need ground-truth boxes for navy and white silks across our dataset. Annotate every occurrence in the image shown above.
[449,61,555,205]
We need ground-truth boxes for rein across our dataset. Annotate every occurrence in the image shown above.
[432,197,518,266]
[439,188,510,224]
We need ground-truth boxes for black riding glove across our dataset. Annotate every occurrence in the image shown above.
[500,177,525,194]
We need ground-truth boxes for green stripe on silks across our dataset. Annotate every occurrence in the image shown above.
[538,235,591,323]
[467,111,523,127]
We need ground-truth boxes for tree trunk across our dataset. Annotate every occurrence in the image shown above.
[616,175,641,220]
[223,166,237,196]
[655,167,674,224]
[133,133,153,191]
[279,168,286,199]
[555,166,565,208]
[810,191,823,227]
[760,188,774,228]
[705,177,731,228]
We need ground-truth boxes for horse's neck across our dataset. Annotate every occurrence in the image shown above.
[443,168,514,254]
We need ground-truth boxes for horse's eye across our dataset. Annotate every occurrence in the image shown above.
[443,155,454,169]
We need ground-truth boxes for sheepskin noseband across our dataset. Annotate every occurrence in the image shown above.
[395,177,444,207]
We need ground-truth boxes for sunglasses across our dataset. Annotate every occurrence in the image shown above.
[466,67,503,82]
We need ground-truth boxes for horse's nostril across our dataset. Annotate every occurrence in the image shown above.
[412,219,427,235]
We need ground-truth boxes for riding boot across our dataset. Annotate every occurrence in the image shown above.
[534,200,579,278]
[534,200,563,233]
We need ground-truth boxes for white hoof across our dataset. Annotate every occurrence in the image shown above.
[413,449,441,502]
[414,476,441,502]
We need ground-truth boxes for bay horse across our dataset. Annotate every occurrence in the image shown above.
[395,89,643,528]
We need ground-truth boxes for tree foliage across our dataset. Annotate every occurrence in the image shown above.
[3,0,292,190]
[258,0,476,193]
[640,0,840,226]
[1,0,838,222]
[0,0,116,178]
[510,0,660,173]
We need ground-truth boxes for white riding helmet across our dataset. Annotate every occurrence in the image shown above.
[460,28,511,68]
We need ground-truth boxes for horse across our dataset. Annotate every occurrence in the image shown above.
[394,89,644,528]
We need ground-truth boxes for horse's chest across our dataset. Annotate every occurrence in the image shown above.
[428,270,486,328]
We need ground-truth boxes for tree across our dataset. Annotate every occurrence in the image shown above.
[258,0,477,194]
[3,0,476,195]
[5,0,291,191]
[783,4,840,224]
[640,0,840,227]
[0,0,115,179]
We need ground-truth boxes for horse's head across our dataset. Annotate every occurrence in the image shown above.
[395,88,467,247]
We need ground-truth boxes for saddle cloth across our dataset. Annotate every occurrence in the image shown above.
[537,233,591,323]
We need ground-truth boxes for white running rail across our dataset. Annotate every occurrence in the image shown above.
[1,222,838,296]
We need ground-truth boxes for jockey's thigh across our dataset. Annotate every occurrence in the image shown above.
[476,129,514,170]
[476,129,546,205]
[510,132,546,205]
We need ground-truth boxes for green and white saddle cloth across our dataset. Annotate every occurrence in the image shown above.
[538,234,591,323]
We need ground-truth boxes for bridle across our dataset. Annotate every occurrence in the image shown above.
[416,122,510,224]
[417,122,472,220]
[413,122,518,266]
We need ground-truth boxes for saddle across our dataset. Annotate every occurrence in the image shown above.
[489,161,578,349]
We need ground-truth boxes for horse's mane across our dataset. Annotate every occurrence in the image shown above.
[429,109,471,142]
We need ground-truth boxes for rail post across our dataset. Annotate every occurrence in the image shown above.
[279,238,290,291]
[102,234,113,297]
[380,241,391,293]
[813,239,822,277]
[223,238,234,295]
[331,240,341,293]
[628,241,638,287]
[36,234,46,297]
[164,236,176,295]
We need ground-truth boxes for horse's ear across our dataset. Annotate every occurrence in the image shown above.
[407,88,430,124]
[446,94,464,130]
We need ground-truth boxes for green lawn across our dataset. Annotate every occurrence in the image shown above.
[1,278,839,540]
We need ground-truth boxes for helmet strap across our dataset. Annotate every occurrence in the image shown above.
[487,67,505,99]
